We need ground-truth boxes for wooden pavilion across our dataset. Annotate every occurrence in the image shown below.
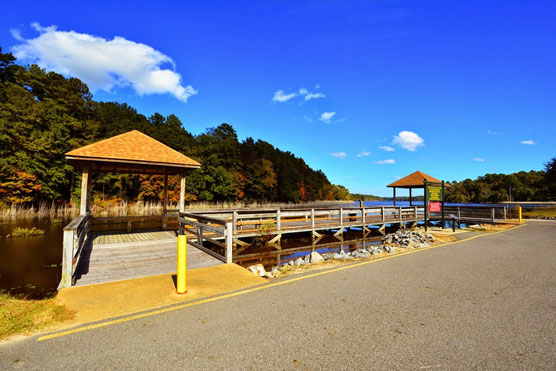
[387,171,445,206]
[60,130,207,288]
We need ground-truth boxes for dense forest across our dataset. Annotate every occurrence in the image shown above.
[445,162,556,203]
[0,47,352,207]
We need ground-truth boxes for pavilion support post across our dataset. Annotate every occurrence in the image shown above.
[179,173,186,213]
[163,173,168,215]
[80,164,91,216]
[393,187,397,207]
[409,188,412,206]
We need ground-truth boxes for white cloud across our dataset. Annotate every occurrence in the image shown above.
[330,152,347,159]
[272,90,297,102]
[320,111,336,123]
[336,118,347,123]
[393,131,424,151]
[273,87,325,103]
[303,115,314,123]
[356,151,370,157]
[520,140,535,145]
[11,23,197,102]
[375,159,396,165]
[472,158,485,162]
[378,145,395,152]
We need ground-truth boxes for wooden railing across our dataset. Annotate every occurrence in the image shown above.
[178,212,233,263]
[90,215,178,232]
[59,212,91,289]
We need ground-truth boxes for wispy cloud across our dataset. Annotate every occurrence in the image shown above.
[393,131,424,152]
[320,111,336,123]
[356,151,370,157]
[488,130,503,136]
[336,118,347,123]
[472,158,485,162]
[11,23,197,102]
[520,140,535,145]
[378,145,395,152]
[299,88,325,101]
[375,159,396,165]
[330,151,347,159]
[272,90,297,102]
[273,86,325,103]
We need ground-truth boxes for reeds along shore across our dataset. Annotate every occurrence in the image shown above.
[0,200,347,220]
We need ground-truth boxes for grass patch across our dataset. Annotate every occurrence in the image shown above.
[522,207,556,218]
[0,292,74,341]
[6,227,45,238]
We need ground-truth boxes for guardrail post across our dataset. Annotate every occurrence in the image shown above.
[225,221,233,263]
[518,206,522,223]
[503,207,507,220]
[276,209,281,231]
[59,229,75,289]
[491,208,495,223]
[457,207,461,220]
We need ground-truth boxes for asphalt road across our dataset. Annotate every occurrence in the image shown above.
[1,221,555,370]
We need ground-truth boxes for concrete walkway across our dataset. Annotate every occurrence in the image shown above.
[1,221,555,370]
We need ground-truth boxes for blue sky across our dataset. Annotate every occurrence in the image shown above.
[1,1,555,197]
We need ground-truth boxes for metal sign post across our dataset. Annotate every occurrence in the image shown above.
[424,179,428,231]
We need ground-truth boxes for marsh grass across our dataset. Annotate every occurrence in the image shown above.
[0,200,345,220]
[6,227,45,238]
[0,292,74,340]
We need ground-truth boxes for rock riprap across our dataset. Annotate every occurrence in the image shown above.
[246,230,436,278]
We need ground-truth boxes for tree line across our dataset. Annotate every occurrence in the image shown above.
[445,160,556,203]
[0,47,352,207]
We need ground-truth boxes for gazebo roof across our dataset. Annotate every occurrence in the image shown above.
[387,171,442,188]
[66,130,201,174]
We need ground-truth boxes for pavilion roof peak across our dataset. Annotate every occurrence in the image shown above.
[66,130,201,170]
[387,170,442,188]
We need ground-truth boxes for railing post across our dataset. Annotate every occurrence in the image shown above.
[414,206,417,221]
[491,208,495,223]
[225,222,233,264]
[457,207,461,220]
[276,209,281,231]
[311,209,315,230]
[362,207,366,226]
[60,229,75,289]
[127,220,132,233]
[503,207,507,220]
[381,206,385,222]
[339,208,343,228]
[232,210,238,233]
[399,207,402,222]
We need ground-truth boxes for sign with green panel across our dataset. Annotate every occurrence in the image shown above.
[426,183,444,202]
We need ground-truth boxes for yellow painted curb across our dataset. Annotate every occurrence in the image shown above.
[37,223,527,342]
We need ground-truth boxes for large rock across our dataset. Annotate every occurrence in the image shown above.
[309,251,324,263]
[247,264,266,277]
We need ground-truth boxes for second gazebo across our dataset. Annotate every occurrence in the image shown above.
[387,171,443,206]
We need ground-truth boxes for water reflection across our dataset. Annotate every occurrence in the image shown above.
[234,225,400,270]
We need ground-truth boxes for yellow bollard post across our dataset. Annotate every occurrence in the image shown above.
[177,235,187,294]
[518,206,522,223]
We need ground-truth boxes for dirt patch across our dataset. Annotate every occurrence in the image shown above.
[0,293,74,341]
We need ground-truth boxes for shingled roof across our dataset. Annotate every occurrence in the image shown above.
[387,171,442,188]
[66,130,201,174]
